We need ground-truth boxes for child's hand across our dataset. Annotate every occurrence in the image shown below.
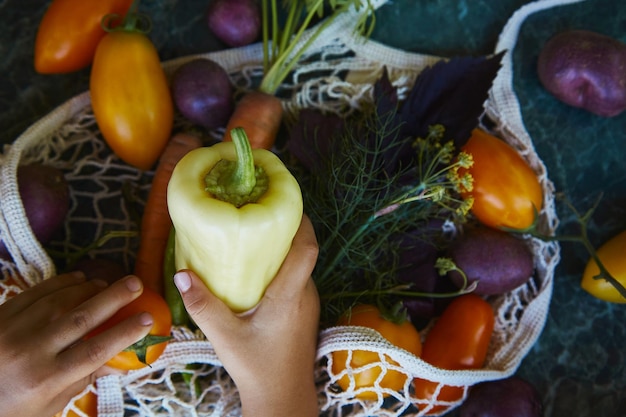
[0,272,154,417]
[174,215,320,417]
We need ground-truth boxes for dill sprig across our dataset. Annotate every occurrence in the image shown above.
[296,108,476,324]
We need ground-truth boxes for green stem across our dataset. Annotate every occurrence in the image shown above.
[320,284,476,303]
[318,215,376,284]
[261,0,270,72]
[229,127,257,195]
[204,128,269,207]
[505,195,626,300]
[260,1,364,95]
[101,0,151,34]
[48,230,138,271]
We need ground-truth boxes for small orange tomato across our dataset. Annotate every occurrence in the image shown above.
[581,229,626,303]
[34,0,133,73]
[54,389,97,417]
[460,129,543,230]
[412,294,494,415]
[90,27,174,170]
[0,274,26,302]
[331,304,422,400]
[88,286,172,370]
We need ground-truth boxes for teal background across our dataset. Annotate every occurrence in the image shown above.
[1,0,625,415]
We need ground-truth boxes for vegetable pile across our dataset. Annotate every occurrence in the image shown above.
[4,1,626,416]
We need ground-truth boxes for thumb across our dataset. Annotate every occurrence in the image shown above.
[173,269,238,334]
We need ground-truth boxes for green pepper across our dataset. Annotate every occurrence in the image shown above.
[166,128,303,312]
[163,227,190,326]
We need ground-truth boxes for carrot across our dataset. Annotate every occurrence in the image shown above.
[223,90,283,150]
[133,132,203,295]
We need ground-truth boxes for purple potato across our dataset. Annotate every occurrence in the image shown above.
[206,0,261,47]
[537,30,626,117]
[171,58,234,130]
[459,376,543,417]
[447,226,534,295]
[0,163,70,259]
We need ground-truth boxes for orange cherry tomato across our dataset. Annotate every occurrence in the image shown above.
[581,229,626,303]
[331,304,422,400]
[0,274,26,302]
[34,0,133,74]
[88,286,172,370]
[90,19,174,170]
[413,294,494,415]
[54,389,97,417]
[459,128,543,230]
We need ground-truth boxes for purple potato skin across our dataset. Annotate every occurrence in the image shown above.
[0,164,70,260]
[459,376,543,417]
[206,0,261,48]
[171,58,234,130]
[537,30,626,117]
[447,226,534,295]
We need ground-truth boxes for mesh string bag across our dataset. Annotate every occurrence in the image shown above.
[0,0,583,415]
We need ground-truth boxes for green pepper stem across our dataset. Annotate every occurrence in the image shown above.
[101,0,152,34]
[229,127,257,195]
[205,128,269,207]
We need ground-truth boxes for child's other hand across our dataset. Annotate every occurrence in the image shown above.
[0,272,153,417]
[174,215,320,417]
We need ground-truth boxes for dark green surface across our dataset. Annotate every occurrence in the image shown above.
[1,0,625,416]
[510,1,626,416]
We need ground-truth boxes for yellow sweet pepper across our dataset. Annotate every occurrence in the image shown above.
[166,128,303,312]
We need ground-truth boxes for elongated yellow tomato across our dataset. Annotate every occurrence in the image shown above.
[90,30,173,170]
[460,129,543,230]
[581,230,626,303]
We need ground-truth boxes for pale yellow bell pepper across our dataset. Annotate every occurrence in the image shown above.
[167,128,303,312]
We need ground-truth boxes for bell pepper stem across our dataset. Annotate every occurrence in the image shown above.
[205,127,269,207]
[229,127,257,195]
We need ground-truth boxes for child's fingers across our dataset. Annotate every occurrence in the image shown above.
[56,310,152,382]
[0,271,87,317]
[174,269,239,337]
[44,275,145,352]
[263,215,319,301]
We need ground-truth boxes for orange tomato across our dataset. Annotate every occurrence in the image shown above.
[412,294,494,415]
[331,304,422,400]
[88,286,172,370]
[90,27,174,170]
[34,0,133,73]
[581,229,626,303]
[459,128,543,230]
[54,389,97,417]
[0,274,26,302]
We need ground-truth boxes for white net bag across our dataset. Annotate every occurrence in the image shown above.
[0,0,580,415]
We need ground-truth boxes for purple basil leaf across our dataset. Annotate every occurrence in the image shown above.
[399,51,505,150]
[287,108,344,172]
[373,66,399,117]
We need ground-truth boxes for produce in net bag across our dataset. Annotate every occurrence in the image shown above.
[0,0,568,415]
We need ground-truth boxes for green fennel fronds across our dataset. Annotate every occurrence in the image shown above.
[297,107,475,323]
[259,0,375,95]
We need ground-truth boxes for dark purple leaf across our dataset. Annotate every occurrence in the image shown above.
[286,108,344,172]
[399,52,505,150]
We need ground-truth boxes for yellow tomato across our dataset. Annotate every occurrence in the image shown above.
[581,230,626,303]
[54,389,97,417]
[90,29,174,170]
[331,304,422,400]
[460,129,543,230]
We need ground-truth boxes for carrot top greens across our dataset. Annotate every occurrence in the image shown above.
[259,0,375,95]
